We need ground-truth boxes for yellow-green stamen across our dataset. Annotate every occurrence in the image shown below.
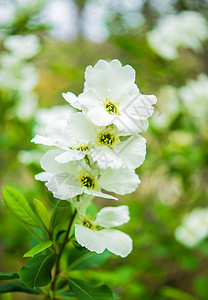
[81,175,95,189]
[99,132,115,146]
[105,101,117,115]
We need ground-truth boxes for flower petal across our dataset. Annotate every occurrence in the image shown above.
[75,224,106,254]
[115,134,146,169]
[91,146,122,169]
[46,173,83,200]
[84,59,136,99]
[55,150,85,163]
[102,229,133,258]
[114,113,149,133]
[65,112,96,143]
[35,172,52,181]
[95,205,130,228]
[99,168,140,195]
[31,135,58,147]
[86,106,115,127]
[85,190,117,200]
[62,92,82,109]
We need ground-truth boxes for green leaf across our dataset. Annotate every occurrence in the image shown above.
[19,254,57,288]
[49,200,72,237]
[2,187,40,228]
[68,248,111,270]
[23,240,53,257]
[33,199,50,230]
[0,273,19,281]
[68,278,114,300]
[0,281,42,294]
[160,286,197,300]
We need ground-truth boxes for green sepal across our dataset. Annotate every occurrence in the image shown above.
[23,240,53,257]
[19,253,57,289]
[68,278,114,300]
[2,187,40,228]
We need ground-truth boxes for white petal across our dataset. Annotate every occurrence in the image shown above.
[55,150,85,163]
[31,135,58,147]
[84,59,136,99]
[102,229,133,258]
[46,173,83,200]
[85,190,117,200]
[99,168,140,195]
[40,150,81,177]
[35,172,52,182]
[91,146,122,169]
[75,224,106,254]
[123,93,157,120]
[114,113,149,133]
[62,92,82,110]
[78,90,101,109]
[65,112,96,143]
[75,226,132,257]
[115,134,146,169]
[86,106,115,127]
[95,205,130,228]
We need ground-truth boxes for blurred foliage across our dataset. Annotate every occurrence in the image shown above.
[1,0,208,299]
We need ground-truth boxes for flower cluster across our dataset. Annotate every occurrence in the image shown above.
[147,11,208,60]
[179,73,208,120]
[0,34,40,119]
[175,208,208,248]
[33,59,157,257]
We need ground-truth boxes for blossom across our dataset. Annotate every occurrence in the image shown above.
[179,74,208,119]
[33,112,146,170]
[63,59,157,133]
[75,205,132,257]
[3,34,41,60]
[150,86,180,129]
[175,208,208,248]
[0,54,39,91]
[35,149,140,200]
[32,105,75,145]
[147,11,208,60]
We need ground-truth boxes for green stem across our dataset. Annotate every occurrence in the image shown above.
[50,209,77,297]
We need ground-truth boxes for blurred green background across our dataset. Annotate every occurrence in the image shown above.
[0,0,208,299]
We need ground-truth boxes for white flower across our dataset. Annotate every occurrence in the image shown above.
[175,208,208,248]
[75,205,132,257]
[15,91,38,120]
[3,34,41,60]
[33,112,146,170]
[179,73,208,119]
[0,54,39,91]
[151,86,180,129]
[147,11,208,60]
[32,105,75,143]
[35,149,140,200]
[63,59,157,133]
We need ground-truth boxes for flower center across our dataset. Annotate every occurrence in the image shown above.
[82,217,95,230]
[81,175,95,189]
[99,132,115,146]
[73,142,89,152]
[75,145,89,152]
[105,101,118,115]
